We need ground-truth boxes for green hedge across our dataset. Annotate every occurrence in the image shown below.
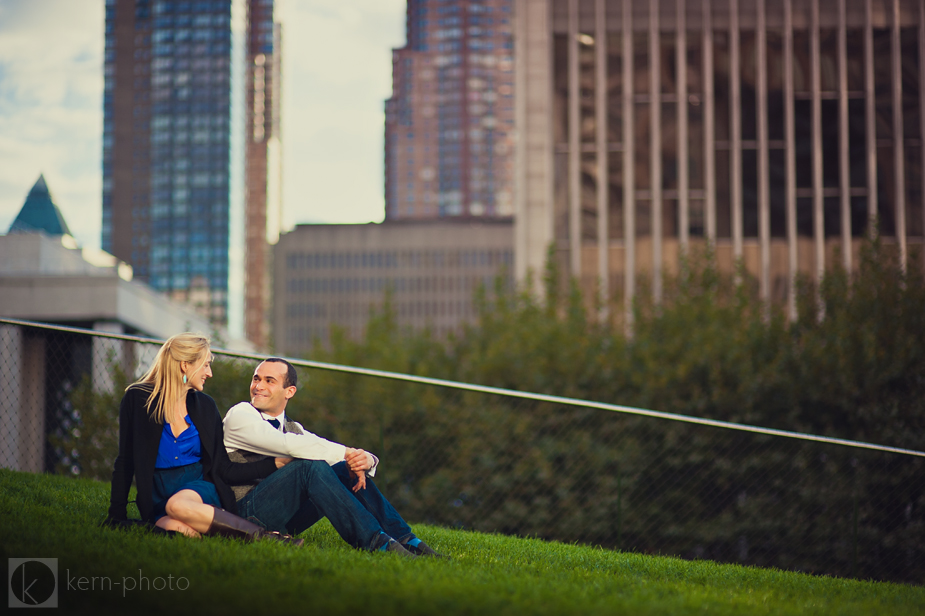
[62,237,925,583]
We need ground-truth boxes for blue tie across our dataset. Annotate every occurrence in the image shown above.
[267,418,281,430]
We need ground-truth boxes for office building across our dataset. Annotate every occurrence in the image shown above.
[102,0,280,335]
[244,0,282,349]
[514,0,924,321]
[385,0,516,220]
[273,220,514,356]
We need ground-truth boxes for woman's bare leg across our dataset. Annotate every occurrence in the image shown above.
[161,490,217,534]
[155,515,200,538]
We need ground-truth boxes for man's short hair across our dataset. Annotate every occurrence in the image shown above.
[263,357,298,389]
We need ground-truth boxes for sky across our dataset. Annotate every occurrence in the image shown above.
[0,0,407,250]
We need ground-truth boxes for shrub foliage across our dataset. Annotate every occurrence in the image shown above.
[62,238,925,583]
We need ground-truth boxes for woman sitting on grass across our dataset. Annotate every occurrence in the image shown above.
[107,332,300,545]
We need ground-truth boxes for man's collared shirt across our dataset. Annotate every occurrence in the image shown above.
[223,402,379,476]
[261,412,284,431]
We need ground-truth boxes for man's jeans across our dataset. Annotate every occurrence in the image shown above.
[236,459,412,550]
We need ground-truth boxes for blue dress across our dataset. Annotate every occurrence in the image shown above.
[151,415,221,520]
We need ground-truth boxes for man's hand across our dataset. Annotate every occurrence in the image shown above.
[275,457,293,469]
[345,448,371,492]
[350,469,367,492]
[344,447,372,472]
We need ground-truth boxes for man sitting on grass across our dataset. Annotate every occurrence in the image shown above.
[222,357,444,558]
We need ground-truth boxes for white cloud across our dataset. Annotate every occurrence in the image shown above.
[0,0,103,247]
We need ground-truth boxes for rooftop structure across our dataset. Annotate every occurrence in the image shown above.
[8,175,71,236]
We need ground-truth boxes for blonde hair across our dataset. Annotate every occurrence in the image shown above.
[130,333,212,424]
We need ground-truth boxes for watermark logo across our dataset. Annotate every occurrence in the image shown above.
[9,559,189,605]
[8,558,58,608]
[66,570,189,596]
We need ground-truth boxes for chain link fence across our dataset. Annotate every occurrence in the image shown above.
[1,318,923,584]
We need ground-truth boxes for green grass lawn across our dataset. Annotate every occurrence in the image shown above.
[0,469,921,615]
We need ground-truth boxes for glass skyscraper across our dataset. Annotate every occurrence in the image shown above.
[103,0,253,325]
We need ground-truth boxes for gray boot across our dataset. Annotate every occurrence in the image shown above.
[207,507,304,547]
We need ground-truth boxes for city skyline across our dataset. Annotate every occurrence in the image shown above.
[0,0,406,258]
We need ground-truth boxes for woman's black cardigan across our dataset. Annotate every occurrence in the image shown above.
[108,385,276,523]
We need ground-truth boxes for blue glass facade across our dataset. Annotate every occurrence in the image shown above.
[103,0,236,323]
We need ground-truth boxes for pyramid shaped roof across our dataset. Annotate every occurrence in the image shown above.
[8,175,72,236]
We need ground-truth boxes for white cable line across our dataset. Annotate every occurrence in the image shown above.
[3,317,923,458]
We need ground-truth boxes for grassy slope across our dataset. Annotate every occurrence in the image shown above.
[0,469,920,615]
